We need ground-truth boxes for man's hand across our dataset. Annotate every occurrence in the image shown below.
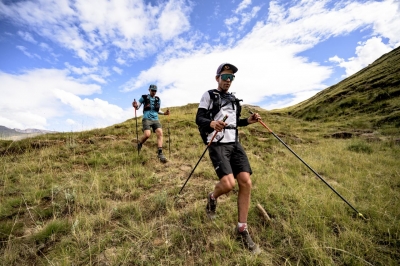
[210,120,227,132]
[164,109,170,115]
[132,100,138,109]
[248,112,261,124]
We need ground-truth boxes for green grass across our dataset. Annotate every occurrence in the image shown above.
[1,103,399,265]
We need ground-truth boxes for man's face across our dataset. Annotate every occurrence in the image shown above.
[216,69,234,92]
[149,89,157,96]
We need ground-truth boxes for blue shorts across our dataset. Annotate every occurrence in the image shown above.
[208,142,252,179]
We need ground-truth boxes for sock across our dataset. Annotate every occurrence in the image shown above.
[210,193,216,200]
[158,147,162,154]
[238,222,247,232]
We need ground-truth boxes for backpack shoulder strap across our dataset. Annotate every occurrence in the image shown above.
[227,94,242,146]
[207,89,221,119]
[234,96,242,118]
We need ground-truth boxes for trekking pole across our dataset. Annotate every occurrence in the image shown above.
[177,115,228,195]
[168,109,171,158]
[134,99,139,156]
[249,111,365,219]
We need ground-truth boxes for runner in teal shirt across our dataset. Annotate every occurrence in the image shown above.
[132,84,170,163]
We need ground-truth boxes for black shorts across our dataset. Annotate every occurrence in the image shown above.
[142,119,162,133]
[208,142,252,179]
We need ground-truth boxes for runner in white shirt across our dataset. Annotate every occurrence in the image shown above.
[196,63,262,253]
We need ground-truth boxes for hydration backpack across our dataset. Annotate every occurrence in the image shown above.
[198,89,242,144]
[142,94,160,112]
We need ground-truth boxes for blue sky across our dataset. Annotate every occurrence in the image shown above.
[0,0,399,132]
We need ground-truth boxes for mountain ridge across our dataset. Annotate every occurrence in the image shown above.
[0,125,56,140]
[278,46,400,129]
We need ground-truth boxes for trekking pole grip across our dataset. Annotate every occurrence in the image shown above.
[249,110,273,133]
[208,115,228,146]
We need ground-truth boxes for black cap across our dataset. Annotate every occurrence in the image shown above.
[216,63,238,75]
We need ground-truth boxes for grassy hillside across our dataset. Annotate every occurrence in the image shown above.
[280,46,400,133]
[1,102,399,265]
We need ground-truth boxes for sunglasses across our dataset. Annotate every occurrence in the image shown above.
[220,74,235,81]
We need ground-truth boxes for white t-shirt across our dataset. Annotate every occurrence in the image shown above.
[198,90,238,143]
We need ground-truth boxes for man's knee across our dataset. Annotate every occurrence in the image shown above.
[220,175,236,191]
[143,130,151,138]
[237,173,252,189]
[156,129,163,137]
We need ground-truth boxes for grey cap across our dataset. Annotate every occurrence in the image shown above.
[149,84,157,91]
[216,63,238,75]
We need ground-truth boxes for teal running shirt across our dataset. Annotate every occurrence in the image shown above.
[139,95,161,120]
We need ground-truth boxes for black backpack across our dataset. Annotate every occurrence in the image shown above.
[142,94,160,112]
[198,89,242,144]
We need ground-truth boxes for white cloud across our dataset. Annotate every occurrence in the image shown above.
[65,63,98,75]
[115,57,126,65]
[225,0,261,32]
[39,42,52,51]
[66,119,76,125]
[0,0,193,65]
[16,45,41,59]
[235,0,252,14]
[64,63,111,83]
[0,112,47,130]
[329,37,392,77]
[17,31,37,43]
[87,74,107,84]
[0,69,130,131]
[158,0,191,41]
[225,16,239,27]
[263,89,322,110]
[54,89,125,119]
[364,0,400,47]
[16,45,31,57]
[122,0,400,111]
[238,6,261,30]
[112,66,123,74]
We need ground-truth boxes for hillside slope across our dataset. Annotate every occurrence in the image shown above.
[280,46,400,129]
[0,46,400,266]
[1,47,400,265]
[1,102,399,265]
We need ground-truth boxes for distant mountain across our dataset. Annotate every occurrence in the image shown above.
[0,126,22,136]
[14,128,56,134]
[280,46,400,128]
[0,125,56,140]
